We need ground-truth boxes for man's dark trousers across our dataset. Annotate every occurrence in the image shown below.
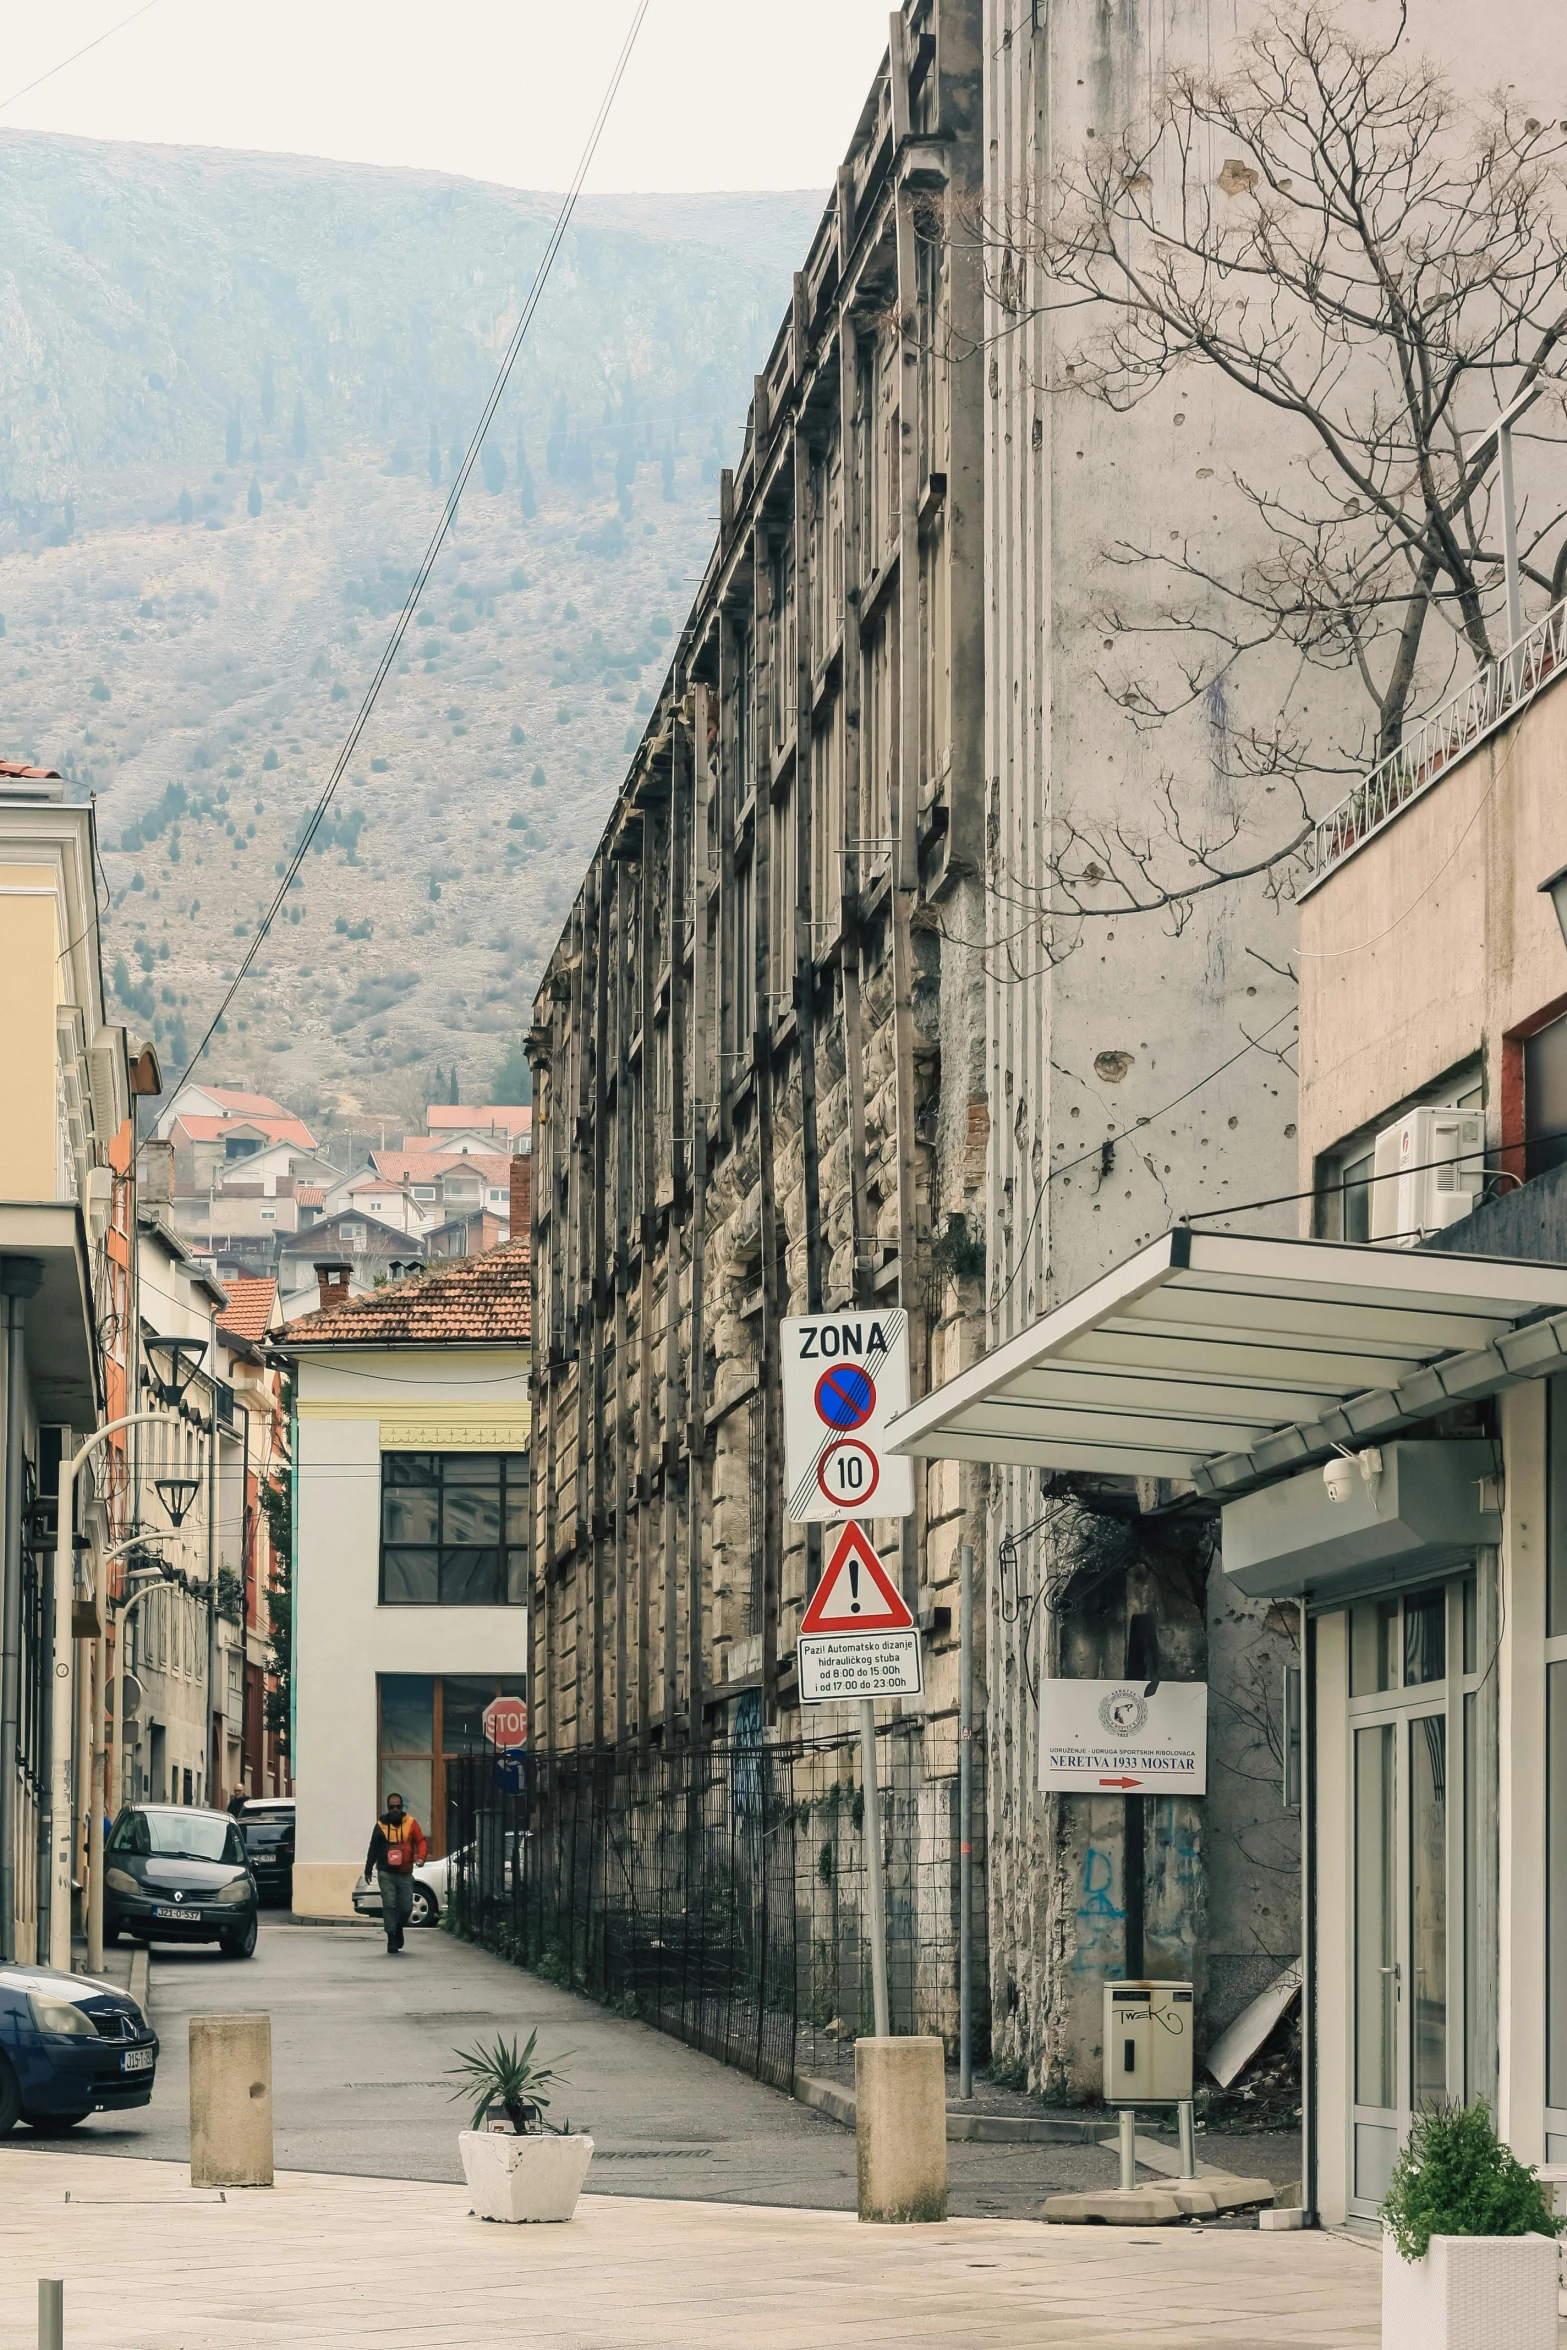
[378,1866,415,1950]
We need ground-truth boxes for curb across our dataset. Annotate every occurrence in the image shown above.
[793,2073,1104,2143]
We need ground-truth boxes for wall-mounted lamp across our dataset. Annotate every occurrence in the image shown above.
[144,1334,207,1406]
[1539,862,1567,953]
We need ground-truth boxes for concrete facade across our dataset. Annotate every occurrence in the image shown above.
[527,0,988,1763]
[1296,635,1567,2219]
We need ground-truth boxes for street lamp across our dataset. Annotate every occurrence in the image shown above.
[143,1334,207,1407]
[153,1476,201,1529]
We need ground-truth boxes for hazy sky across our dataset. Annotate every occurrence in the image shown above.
[1,3,895,193]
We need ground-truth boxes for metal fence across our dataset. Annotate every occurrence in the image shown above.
[444,1712,983,2094]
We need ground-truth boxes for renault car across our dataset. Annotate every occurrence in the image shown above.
[104,1804,259,1957]
[0,1963,158,2133]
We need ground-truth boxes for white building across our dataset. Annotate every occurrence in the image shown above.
[280,1244,531,1918]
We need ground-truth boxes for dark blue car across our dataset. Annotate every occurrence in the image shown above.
[0,1961,158,2134]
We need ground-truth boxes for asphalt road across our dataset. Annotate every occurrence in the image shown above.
[28,1913,1301,2219]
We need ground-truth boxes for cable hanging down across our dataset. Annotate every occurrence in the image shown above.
[164,0,652,1106]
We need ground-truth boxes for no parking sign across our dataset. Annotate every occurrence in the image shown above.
[780,1311,914,1524]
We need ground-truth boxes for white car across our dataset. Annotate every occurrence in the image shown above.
[352,1852,450,1929]
[351,1834,520,1928]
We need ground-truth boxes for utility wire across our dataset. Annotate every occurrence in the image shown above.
[164,0,652,1107]
[0,0,160,113]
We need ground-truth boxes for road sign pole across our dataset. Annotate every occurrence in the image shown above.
[860,1698,891,2037]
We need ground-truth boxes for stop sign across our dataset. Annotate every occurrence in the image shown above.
[483,1694,529,1751]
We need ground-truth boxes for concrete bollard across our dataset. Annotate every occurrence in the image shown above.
[189,2013,273,2188]
[38,2280,63,2350]
[854,2036,947,2223]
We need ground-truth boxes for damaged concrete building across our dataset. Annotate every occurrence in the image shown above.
[525,0,1303,2096]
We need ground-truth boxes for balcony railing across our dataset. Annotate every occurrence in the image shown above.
[1302,598,1567,893]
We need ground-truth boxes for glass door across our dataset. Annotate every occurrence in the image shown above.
[1347,1578,1477,2216]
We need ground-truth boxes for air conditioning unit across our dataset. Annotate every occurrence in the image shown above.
[1369,1106,1484,1246]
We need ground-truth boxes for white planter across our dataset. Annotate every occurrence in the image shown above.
[1381,2228,1558,2350]
[459,2130,594,2223]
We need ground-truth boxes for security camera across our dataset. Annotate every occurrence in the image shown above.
[1323,1455,1356,1504]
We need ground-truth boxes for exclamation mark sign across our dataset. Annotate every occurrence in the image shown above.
[849,1559,860,1613]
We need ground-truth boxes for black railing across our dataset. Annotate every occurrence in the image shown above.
[444,1713,982,2094]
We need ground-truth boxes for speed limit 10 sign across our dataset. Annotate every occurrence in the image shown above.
[780,1310,914,1524]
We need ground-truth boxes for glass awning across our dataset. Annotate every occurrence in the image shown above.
[885,1228,1567,1497]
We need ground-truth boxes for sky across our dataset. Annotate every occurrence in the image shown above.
[0,2,895,193]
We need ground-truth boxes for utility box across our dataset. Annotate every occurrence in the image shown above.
[1103,1981,1195,2104]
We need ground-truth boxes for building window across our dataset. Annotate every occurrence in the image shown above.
[376,1671,527,1859]
[379,1452,529,1605]
[1526,1012,1567,1182]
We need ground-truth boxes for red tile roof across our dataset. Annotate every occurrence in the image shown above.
[204,1088,291,1117]
[283,1239,531,1347]
[0,760,62,780]
[426,1104,532,1138]
[218,1275,280,1344]
[174,1113,318,1150]
[372,1149,463,1182]
[435,1153,514,1185]
[295,1185,326,1208]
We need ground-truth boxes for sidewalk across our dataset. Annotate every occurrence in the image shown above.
[0,2148,1380,2350]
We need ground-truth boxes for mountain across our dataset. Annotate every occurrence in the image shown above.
[0,130,821,1122]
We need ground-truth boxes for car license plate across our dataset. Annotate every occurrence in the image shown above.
[122,2046,153,2073]
[154,1906,191,1922]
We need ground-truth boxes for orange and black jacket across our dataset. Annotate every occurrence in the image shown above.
[366,1813,427,1875]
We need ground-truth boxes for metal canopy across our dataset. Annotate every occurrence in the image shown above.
[885,1228,1567,1493]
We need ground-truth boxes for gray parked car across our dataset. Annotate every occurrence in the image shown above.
[104,1805,259,1957]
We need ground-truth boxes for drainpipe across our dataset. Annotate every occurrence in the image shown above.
[0,1260,44,1963]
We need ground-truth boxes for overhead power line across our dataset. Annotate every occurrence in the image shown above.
[0,1,161,114]
[165,0,652,1105]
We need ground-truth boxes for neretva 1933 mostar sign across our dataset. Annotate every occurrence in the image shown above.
[780,1311,914,1523]
[1037,1679,1208,1793]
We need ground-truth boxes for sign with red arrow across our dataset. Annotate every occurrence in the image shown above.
[1037,1679,1207,1793]
[798,1522,921,1702]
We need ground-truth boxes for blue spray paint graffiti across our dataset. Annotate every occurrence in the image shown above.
[1073,1844,1124,1974]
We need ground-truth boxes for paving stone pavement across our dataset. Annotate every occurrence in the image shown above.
[46,1914,1301,2217]
[0,2149,1383,2350]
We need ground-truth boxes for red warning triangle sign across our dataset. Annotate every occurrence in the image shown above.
[800,1523,915,1636]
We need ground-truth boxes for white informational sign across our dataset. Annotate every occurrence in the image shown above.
[797,1522,923,1702]
[780,1310,914,1524]
[1037,1679,1208,1794]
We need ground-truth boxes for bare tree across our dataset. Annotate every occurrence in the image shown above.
[975,1,1567,929]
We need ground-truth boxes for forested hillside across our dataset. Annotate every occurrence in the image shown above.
[0,131,819,1117]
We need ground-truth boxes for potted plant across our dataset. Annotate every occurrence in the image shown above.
[1381,2102,1562,2350]
[449,2030,592,2224]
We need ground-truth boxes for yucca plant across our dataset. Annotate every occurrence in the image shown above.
[448,2028,570,2135]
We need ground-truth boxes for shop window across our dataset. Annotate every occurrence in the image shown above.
[379,1452,529,1605]
[1403,1588,1446,1686]
[376,1671,527,1859]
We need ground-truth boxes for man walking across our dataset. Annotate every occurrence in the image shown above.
[365,1790,427,1954]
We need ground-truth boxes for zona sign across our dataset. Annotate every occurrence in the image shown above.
[781,1312,914,1524]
